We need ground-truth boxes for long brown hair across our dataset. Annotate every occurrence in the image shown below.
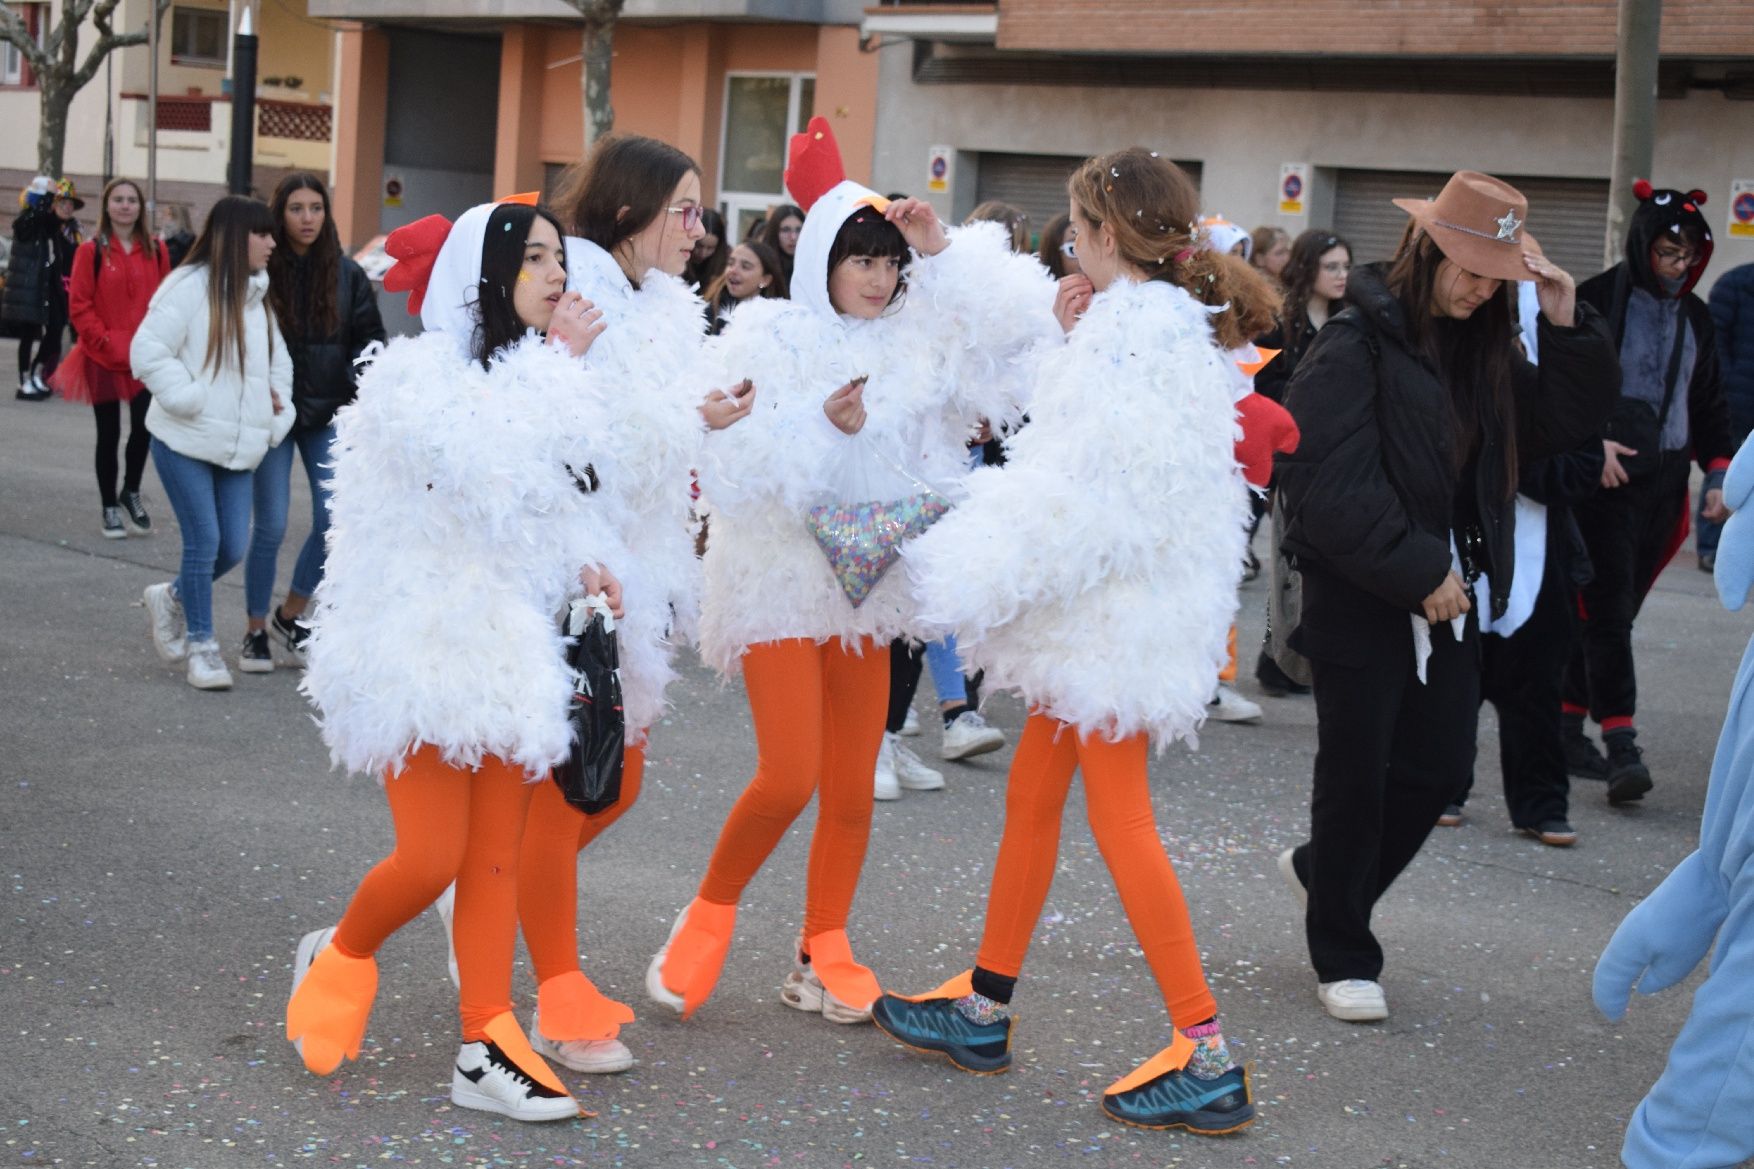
[1386,231,1519,498]
[1067,148,1280,347]
[704,239,788,305]
[183,195,275,377]
[94,178,152,258]
[1279,229,1351,355]
[965,200,1029,253]
[267,173,340,339]
[555,134,700,288]
[1038,213,1075,279]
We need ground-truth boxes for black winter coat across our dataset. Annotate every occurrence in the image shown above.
[1274,264,1619,649]
[2,204,73,326]
[1708,262,1754,441]
[277,254,387,432]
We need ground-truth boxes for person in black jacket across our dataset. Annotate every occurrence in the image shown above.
[1699,260,1754,567]
[1563,182,1733,804]
[4,177,83,399]
[241,173,386,673]
[1272,171,1619,1024]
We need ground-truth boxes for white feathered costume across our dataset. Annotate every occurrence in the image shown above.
[302,203,624,778]
[695,184,1057,673]
[564,236,710,741]
[905,277,1249,747]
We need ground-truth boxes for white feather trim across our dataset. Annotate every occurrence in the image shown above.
[301,332,628,777]
[905,278,1249,748]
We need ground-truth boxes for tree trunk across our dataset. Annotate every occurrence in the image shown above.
[580,16,615,151]
[37,78,70,178]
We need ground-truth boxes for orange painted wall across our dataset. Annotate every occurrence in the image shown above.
[333,24,388,249]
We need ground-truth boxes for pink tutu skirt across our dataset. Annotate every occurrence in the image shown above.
[50,345,145,405]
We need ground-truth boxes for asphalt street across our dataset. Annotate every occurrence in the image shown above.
[3,379,1750,1169]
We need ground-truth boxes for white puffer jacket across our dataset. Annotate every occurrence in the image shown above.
[133,267,294,469]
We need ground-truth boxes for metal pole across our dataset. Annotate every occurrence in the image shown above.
[227,4,257,195]
[147,0,158,226]
[1606,0,1662,270]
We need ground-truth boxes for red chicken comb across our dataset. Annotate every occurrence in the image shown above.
[382,213,453,316]
[785,116,846,213]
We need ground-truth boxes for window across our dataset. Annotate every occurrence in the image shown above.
[171,6,227,69]
[2,2,44,87]
[718,72,815,244]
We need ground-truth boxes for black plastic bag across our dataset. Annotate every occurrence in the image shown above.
[553,596,624,814]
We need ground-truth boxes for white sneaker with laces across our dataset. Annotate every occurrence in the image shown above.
[1317,978,1389,1022]
[899,707,921,736]
[143,582,187,662]
[780,958,873,1024]
[873,735,902,801]
[434,882,460,988]
[451,1037,578,1121]
[940,710,1006,760]
[888,733,944,790]
[528,1008,633,1073]
[1207,683,1264,724]
[185,639,233,690]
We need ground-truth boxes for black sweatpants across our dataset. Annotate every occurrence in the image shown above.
[1289,568,1481,983]
[1564,455,1692,725]
[94,394,152,508]
[1458,545,1573,827]
[886,638,925,733]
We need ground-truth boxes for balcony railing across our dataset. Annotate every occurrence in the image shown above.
[123,93,332,143]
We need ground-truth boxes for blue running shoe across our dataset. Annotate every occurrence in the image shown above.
[871,993,1011,1074]
[1102,1060,1255,1135]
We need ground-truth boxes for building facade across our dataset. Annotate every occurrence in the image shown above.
[865,0,1754,293]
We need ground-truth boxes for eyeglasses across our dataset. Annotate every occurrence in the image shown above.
[1059,240,1077,258]
[1653,244,1698,265]
[1320,261,1351,275]
[667,204,703,231]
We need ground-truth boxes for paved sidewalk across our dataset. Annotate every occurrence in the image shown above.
[2,384,1747,1168]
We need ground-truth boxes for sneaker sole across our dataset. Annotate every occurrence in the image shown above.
[188,673,234,691]
[450,1078,581,1122]
[897,773,945,792]
[940,734,1005,762]
[1101,1100,1257,1136]
[873,782,903,801]
[1318,993,1388,1022]
[102,527,127,540]
[123,520,151,535]
[238,659,275,675]
[1518,827,1577,848]
[530,1031,634,1074]
[1207,711,1265,725]
[870,1002,1010,1075]
[780,973,871,1024]
[1608,771,1653,806]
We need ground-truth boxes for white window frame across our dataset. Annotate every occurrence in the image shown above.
[169,5,228,69]
[717,71,815,245]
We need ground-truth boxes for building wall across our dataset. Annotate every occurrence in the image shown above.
[871,43,1754,293]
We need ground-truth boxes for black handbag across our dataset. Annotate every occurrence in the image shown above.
[552,597,625,814]
[1603,318,1689,480]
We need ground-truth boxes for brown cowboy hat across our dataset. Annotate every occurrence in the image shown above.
[1391,170,1541,282]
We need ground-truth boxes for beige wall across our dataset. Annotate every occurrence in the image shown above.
[871,45,1754,294]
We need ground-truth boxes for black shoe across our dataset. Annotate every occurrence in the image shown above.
[1518,819,1578,847]
[270,607,312,664]
[100,505,126,539]
[871,993,1012,1074]
[1700,552,1717,573]
[118,489,152,534]
[1436,803,1465,828]
[1563,726,1609,782]
[1101,1061,1255,1135]
[238,629,275,674]
[1254,650,1310,697]
[1605,735,1653,805]
[1241,550,1261,583]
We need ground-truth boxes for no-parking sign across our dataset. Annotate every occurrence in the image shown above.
[1279,163,1309,217]
[1730,179,1754,240]
[927,145,953,195]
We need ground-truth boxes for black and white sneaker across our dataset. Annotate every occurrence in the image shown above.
[452,1039,579,1122]
[101,506,126,539]
[270,608,312,665]
[239,629,275,674]
[118,489,152,535]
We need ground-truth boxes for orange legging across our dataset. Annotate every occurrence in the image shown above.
[517,744,646,982]
[331,745,538,1041]
[975,712,1218,1028]
[1219,623,1239,684]
[697,637,888,939]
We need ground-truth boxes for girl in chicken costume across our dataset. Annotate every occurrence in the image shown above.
[872,149,1275,1136]
[287,196,622,1122]
[645,119,1057,1023]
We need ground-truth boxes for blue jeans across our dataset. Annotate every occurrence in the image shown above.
[923,636,969,704]
[151,438,253,642]
[246,425,336,618]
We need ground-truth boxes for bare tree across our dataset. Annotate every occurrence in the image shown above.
[0,0,169,178]
[563,0,623,152]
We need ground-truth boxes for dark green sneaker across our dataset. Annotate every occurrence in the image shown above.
[871,993,1011,1074]
[1102,1061,1255,1135]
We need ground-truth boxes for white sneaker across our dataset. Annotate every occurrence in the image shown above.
[289,926,336,1064]
[451,1037,578,1121]
[529,1008,633,1073]
[185,639,233,690]
[143,582,187,662]
[889,733,944,791]
[940,710,1006,760]
[434,883,460,988]
[1317,978,1389,1022]
[780,960,873,1024]
[1207,683,1263,724]
[1277,847,1307,912]
[899,706,921,736]
[873,735,902,801]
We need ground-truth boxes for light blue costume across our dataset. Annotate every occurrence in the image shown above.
[1593,440,1754,1169]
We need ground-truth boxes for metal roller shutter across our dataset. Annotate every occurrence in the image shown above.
[976,152,1203,244]
[1334,168,1612,285]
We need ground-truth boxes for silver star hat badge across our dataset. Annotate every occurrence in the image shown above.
[1494,209,1522,242]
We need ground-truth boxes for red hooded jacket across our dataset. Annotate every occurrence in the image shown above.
[67,235,170,373]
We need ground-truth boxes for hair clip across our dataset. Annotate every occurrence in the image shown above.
[1111,166,1120,177]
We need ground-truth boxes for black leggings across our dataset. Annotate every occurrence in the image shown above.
[94,394,152,507]
[16,317,66,381]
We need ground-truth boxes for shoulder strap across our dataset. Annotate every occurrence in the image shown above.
[1656,309,1689,427]
[92,236,104,279]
